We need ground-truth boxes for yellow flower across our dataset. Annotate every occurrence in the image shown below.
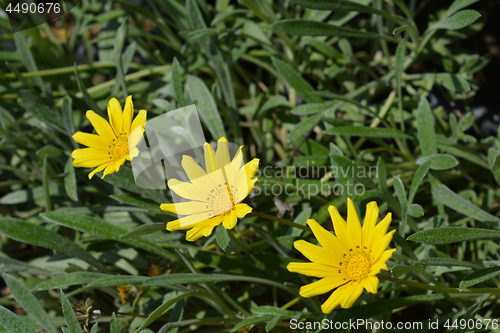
[71,96,147,179]
[160,137,259,242]
[287,198,396,313]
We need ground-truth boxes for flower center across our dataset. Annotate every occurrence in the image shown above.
[344,252,371,282]
[108,134,129,161]
[206,183,235,216]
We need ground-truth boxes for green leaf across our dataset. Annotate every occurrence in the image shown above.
[416,154,458,170]
[395,40,406,114]
[271,19,397,42]
[377,157,388,193]
[454,294,490,333]
[36,145,62,159]
[0,305,37,333]
[120,223,166,239]
[135,293,196,332]
[172,58,185,107]
[492,152,500,171]
[32,272,109,291]
[324,126,412,139]
[418,257,480,269]
[407,227,500,245]
[290,0,407,25]
[0,256,54,276]
[265,316,280,331]
[102,166,165,203]
[230,315,275,333]
[73,63,101,114]
[432,185,500,224]
[2,274,58,333]
[417,96,437,156]
[434,73,470,92]
[407,204,424,217]
[0,218,108,272]
[18,98,66,134]
[41,210,177,261]
[110,194,159,209]
[110,313,119,333]
[0,186,63,205]
[430,9,481,30]
[186,0,238,125]
[89,323,98,333]
[409,160,431,202]
[114,18,128,99]
[445,0,480,17]
[60,290,83,333]
[460,267,500,291]
[13,32,44,92]
[64,157,78,202]
[289,113,322,143]
[271,57,322,104]
[185,75,227,139]
[252,306,299,317]
[62,97,76,144]
[215,225,233,253]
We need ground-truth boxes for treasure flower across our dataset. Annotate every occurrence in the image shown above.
[160,137,259,242]
[71,96,147,179]
[287,198,396,313]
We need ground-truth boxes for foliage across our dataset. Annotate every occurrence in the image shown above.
[0,0,498,332]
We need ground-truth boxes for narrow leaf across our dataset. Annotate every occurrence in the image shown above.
[172,58,185,107]
[408,160,431,202]
[416,154,458,170]
[407,227,500,245]
[271,57,322,104]
[460,267,500,291]
[60,290,83,333]
[324,126,412,139]
[0,305,38,333]
[432,185,500,224]
[430,10,481,30]
[2,273,58,333]
[417,96,437,156]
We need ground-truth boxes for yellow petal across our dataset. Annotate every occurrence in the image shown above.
[370,248,396,275]
[362,275,379,294]
[182,155,208,182]
[346,198,362,250]
[102,161,118,178]
[339,282,364,309]
[177,211,216,227]
[293,240,342,267]
[204,142,216,173]
[362,201,379,249]
[131,110,147,133]
[128,126,144,149]
[299,276,346,298]
[160,201,211,215]
[168,179,210,202]
[233,158,259,203]
[72,132,111,149]
[185,216,223,241]
[370,229,396,263]
[122,95,134,134]
[72,148,111,168]
[306,219,349,256]
[222,209,237,229]
[107,98,123,136]
[225,146,243,186]
[88,161,113,179]
[233,203,252,218]
[167,219,190,231]
[86,110,116,142]
[287,262,343,278]
[214,137,230,171]
[328,205,349,249]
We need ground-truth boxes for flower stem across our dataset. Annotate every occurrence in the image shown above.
[249,211,309,231]
[378,274,500,294]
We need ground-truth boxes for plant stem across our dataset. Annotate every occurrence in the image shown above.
[250,211,309,231]
[378,274,500,294]
[281,296,303,310]
[42,157,52,212]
